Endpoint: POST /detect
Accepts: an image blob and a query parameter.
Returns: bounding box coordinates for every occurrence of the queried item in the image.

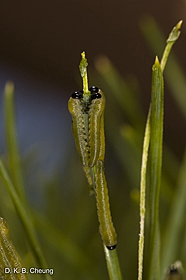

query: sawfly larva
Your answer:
[68,86,105,169]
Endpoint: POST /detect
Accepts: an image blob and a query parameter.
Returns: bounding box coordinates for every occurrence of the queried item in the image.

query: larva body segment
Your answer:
[68,97,89,167]
[98,113,105,163]
[95,160,117,249]
[89,90,105,167]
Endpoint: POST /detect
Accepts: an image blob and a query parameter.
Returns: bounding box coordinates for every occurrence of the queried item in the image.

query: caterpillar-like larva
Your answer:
[68,86,105,185]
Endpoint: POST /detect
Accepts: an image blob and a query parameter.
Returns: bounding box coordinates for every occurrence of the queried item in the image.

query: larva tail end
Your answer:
[106,244,117,250]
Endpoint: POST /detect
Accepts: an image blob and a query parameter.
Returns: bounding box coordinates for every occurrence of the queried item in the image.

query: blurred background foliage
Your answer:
[0,1,186,279]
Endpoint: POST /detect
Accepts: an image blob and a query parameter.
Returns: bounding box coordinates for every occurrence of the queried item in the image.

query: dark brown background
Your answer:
[0,0,186,156]
[1,1,185,89]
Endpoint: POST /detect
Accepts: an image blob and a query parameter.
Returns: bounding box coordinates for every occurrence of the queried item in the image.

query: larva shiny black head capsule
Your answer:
[164,261,183,280]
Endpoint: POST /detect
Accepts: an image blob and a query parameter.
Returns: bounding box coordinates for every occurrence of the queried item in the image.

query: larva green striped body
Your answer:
[88,92,105,167]
[68,87,105,172]
[68,97,89,167]
[95,160,117,249]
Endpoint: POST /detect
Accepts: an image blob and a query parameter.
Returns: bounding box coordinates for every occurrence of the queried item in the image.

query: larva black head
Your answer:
[89,86,99,93]
[91,92,101,100]
[106,244,117,250]
[71,91,83,99]
[169,265,178,274]
[89,86,101,100]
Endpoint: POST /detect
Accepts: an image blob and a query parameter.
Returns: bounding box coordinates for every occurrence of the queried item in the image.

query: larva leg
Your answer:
[95,160,117,250]
[83,166,92,186]
[83,166,95,195]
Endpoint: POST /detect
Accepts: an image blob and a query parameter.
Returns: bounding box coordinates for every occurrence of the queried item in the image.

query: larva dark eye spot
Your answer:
[71,91,83,99]
[89,86,99,93]
[91,93,101,100]
[106,244,117,250]
[169,265,178,274]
